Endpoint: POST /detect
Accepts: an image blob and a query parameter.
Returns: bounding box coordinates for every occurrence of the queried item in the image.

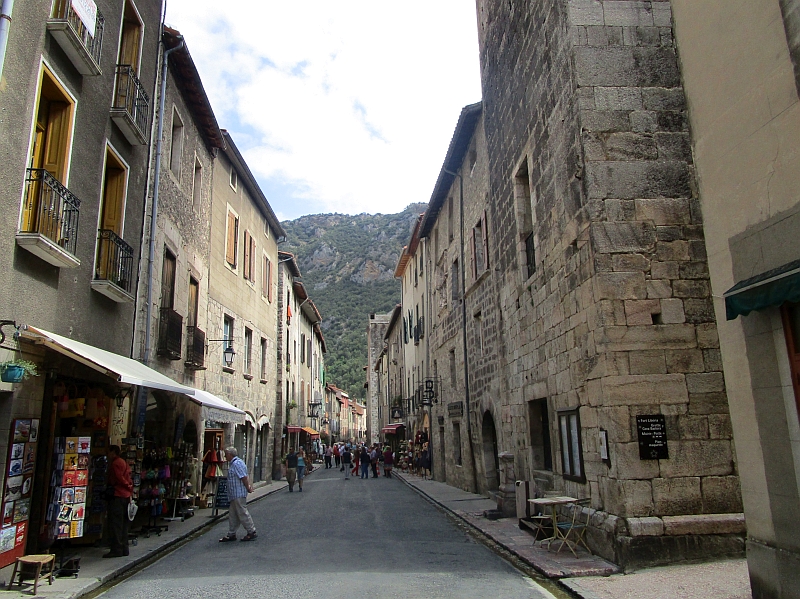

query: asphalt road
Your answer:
[97,465,558,599]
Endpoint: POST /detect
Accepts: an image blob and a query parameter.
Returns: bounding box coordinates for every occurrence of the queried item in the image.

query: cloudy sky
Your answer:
[164,2,482,222]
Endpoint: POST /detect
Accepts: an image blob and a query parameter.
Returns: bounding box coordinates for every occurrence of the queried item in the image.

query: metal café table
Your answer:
[528,495,577,549]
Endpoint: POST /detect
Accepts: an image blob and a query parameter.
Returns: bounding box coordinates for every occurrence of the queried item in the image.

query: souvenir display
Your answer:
[0,419,39,568]
[49,436,89,539]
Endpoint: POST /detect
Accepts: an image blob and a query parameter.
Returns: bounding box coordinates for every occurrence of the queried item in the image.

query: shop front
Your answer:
[381,423,406,452]
[0,326,242,568]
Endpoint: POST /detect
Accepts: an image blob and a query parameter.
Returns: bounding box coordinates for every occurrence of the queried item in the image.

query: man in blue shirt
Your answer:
[219,447,257,542]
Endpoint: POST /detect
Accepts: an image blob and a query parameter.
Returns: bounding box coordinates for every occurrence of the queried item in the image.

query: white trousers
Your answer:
[228,496,255,536]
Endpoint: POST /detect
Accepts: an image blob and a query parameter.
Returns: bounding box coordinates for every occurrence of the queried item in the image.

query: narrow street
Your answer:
[95,466,560,599]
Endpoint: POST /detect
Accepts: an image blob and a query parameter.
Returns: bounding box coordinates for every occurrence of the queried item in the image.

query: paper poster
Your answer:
[71,503,85,520]
[77,454,89,469]
[64,453,79,470]
[60,487,75,504]
[70,0,97,38]
[57,522,70,539]
[75,470,88,486]
[0,526,15,553]
[69,520,83,538]
[73,487,86,503]
[10,444,24,460]
[66,437,78,453]
[62,471,76,486]
[14,522,25,546]
[12,499,29,523]
[78,437,91,453]
[28,420,38,443]
[7,460,22,477]
[4,477,22,502]
[20,477,31,498]
[57,504,73,522]
[22,445,35,474]
[2,503,13,526]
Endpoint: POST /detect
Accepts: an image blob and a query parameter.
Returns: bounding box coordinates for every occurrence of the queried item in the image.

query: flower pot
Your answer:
[1,365,25,383]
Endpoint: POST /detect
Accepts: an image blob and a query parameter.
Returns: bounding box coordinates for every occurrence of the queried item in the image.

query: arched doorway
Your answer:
[481,411,500,492]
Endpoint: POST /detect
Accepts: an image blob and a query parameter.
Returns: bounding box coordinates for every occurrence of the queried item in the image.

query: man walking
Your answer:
[342,445,352,480]
[324,445,333,469]
[104,445,133,558]
[333,443,341,469]
[219,447,257,542]
[370,444,379,478]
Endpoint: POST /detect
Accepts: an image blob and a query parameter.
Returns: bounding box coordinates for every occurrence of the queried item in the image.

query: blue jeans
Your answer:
[296,465,305,481]
[360,463,369,478]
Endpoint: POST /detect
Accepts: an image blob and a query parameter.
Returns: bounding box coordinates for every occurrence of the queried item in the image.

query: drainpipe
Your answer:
[444,167,479,494]
[0,0,14,84]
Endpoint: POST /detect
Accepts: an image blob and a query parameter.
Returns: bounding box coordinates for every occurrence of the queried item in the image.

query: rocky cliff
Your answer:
[281,203,426,400]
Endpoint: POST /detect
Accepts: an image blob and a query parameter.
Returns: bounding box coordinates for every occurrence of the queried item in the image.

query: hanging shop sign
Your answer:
[390,407,403,419]
[0,419,40,568]
[447,401,463,418]
[636,415,669,460]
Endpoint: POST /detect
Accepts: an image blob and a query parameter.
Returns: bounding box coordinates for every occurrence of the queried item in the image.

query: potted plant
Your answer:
[287,401,298,411]
[0,359,39,383]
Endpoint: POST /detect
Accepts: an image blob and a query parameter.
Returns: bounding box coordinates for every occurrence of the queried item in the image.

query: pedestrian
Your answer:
[342,445,352,480]
[324,445,333,469]
[296,448,306,492]
[360,446,370,479]
[333,443,341,468]
[421,444,431,480]
[383,446,394,478]
[351,444,361,477]
[285,448,298,492]
[104,445,133,558]
[219,447,257,542]
[370,444,379,478]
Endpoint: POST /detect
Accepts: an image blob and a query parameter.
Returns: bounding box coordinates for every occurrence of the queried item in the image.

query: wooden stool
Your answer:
[8,554,55,594]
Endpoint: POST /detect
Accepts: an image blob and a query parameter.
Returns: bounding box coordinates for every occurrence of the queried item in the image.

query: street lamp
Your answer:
[223,345,235,367]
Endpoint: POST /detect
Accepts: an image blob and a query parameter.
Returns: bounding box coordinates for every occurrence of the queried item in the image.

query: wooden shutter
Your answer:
[250,236,256,281]
[101,164,126,235]
[470,226,477,279]
[244,232,250,278]
[262,255,268,296]
[267,259,273,302]
[226,211,236,266]
[43,101,70,181]
[482,210,489,271]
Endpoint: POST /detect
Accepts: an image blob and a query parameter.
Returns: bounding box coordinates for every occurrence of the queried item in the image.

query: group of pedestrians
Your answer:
[328,442,397,480]
[283,447,307,492]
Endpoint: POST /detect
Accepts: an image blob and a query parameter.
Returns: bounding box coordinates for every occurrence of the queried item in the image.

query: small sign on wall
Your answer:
[636,415,669,460]
[71,0,98,37]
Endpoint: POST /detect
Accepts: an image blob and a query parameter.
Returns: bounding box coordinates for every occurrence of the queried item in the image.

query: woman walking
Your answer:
[351,444,361,477]
[383,446,394,477]
[359,446,370,479]
[296,448,306,492]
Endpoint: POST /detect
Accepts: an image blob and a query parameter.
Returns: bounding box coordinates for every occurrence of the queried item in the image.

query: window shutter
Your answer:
[471,226,477,280]
[482,210,489,271]
[243,231,251,279]
[251,237,256,281]
[267,259,273,302]
[226,212,236,266]
[262,255,268,296]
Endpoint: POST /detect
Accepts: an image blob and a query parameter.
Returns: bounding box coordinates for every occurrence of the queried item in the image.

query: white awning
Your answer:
[191,389,245,425]
[23,326,197,395]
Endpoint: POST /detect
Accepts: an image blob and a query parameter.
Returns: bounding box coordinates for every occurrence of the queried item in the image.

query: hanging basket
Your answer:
[1,365,25,383]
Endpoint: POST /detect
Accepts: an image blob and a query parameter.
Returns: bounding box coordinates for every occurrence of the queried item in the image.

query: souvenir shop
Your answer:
[0,327,243,569]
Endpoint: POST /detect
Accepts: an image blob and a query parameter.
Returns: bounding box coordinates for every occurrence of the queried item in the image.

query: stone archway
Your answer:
[481,411,500,492]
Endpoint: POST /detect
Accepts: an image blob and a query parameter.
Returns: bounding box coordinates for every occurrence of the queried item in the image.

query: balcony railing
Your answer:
[19,168,80,257]
[185,326,206,370]
[111,65,150,144]
[157,307,183,360]
[48,0,104,75]
[94,229,133,293]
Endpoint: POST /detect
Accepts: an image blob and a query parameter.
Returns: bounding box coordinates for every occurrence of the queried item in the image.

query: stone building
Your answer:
[206,131,284,483]
[366,311,392,444]
[670,1,800,595]
[378,0,745,568]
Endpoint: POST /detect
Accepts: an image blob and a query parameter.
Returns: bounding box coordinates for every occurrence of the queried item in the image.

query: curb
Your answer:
[393,474,587,598]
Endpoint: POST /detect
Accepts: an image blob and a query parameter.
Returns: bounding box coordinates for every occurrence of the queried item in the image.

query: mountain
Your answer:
[280,203,426,400]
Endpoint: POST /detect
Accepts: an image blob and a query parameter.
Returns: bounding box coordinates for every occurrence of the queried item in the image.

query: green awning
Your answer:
[724,259,800,320]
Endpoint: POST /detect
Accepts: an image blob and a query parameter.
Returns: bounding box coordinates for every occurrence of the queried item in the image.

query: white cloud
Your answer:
[165,1,481,220]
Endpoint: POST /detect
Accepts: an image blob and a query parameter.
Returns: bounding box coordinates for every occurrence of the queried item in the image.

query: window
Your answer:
[225,208,238,268]
[451,259,460,301]
[192,157,202,209]
[262,255,273,301]
[260,337,268,380]
[529,399,553,471]
[169,108,183,177]
[453,423,462,466]
[244,328,252,374]
[160,249,176,309]
[472,211,489,279]
[300,334,306,364]
[307,339,312,369]
[449,349,456,386]
[243,230,255,282]
[223,316,234,366]
[95,145,129,280]
[474,311,483,355]
[229,167,238,191]
[188,277,199,327]
[447,196,454,242]
[558,408,585,482]
[263,217,270,239]
[514,158,536,278]
[118,0,143,74]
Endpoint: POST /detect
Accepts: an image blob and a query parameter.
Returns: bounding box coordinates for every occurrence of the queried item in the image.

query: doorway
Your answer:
[481,411,500,492]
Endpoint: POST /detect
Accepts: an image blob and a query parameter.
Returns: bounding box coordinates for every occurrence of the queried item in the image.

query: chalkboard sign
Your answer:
[636,415,669,460]
[215,478,230,509]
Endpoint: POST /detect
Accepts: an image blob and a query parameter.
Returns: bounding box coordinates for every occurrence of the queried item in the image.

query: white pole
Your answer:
[0,0,15,85]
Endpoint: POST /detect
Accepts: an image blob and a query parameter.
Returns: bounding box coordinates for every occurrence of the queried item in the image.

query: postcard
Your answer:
[3,502,14,526]
[78,437,91,453]
[57,522,70,539]
[71,503,85,520]
[73,487,86,503]
[69,520,83,538]
[77,454,89,469]
[0,526,16,552]
[57,504,72,523]
[62,471,76,486]
[60,487,75,504]
[4,476,22,502]
[28,420,39,443]
[7,460,22,477]
[13,420,30,443]
[65,437,78,453]
[64,453,79,470]
[75,470,88,486]
[22,445,35,474]
[12,499,29,523]
[21,477,31,498]
[10,444,24,460]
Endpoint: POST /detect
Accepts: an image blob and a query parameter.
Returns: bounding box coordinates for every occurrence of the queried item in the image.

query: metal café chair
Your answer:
[555,498,593,557]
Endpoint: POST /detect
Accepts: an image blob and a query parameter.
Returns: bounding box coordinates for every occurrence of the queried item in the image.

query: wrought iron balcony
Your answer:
[16,168,80,268]
[185,326,206,370]
[157,307,183,360]
[47,0,104,75]
[111,65,150,145]
[92,229,134,302]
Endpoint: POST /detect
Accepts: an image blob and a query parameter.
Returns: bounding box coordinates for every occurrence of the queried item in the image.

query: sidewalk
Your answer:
[393,471,752,599]
[0,478,288,599]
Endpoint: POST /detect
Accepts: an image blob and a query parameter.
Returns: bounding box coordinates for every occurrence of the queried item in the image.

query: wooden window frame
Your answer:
[243,229,255,282]
[243,327,252,375]
[558,407,586,483]
[225,207,239,269]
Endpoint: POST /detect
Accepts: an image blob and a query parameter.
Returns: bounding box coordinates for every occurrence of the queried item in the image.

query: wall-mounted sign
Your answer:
[599,429,610,464]
[447,402,463,418]
[390,407,403,419]
[636,415,669,460]
[71,0,97,37]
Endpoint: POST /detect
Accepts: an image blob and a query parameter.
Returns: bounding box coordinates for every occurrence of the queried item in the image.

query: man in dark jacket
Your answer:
[105,445,133,558]
[341,447,352,480]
